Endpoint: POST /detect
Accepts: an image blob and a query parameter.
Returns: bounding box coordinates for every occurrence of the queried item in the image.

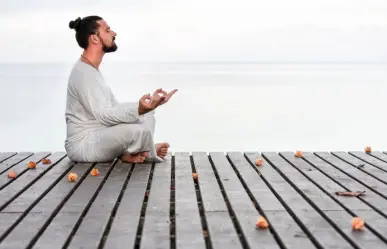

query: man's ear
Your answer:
[91,34,99,44]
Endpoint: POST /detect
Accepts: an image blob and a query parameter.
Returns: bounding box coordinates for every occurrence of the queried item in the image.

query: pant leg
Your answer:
[68,115,162,163]
[140,113,162,162]
[142,111,156,137]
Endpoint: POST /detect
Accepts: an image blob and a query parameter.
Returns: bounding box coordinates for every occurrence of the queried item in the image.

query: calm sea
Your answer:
[1,61,386,153]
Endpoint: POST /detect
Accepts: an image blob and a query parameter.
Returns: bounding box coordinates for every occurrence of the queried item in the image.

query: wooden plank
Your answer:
[102,162,152,249]
[173,152,206,249]
[140,154,172,249]
[209,152,282,249]
[0,156,77,247]
[301,152,387,212]
[0,214,20,237]
[31,162,114,248]
[368,152,387,164]
[1,154,74,212]
[0,152,34,174]
[315,152,387,200]
[227,151,317,249]
[349,151,387,172]
[192,152,242,249]
[0,152,50,190]
[66,161,132,249]
[0,152,67,211]
[278,152,387,245]
[0,152,17,163]
[0,162,92,249]
[245,152,354,249]
[332,152,387,186]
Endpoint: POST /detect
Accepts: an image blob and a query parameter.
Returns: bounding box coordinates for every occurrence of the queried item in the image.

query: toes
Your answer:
[135,156,145,163]
[141,152,149,157]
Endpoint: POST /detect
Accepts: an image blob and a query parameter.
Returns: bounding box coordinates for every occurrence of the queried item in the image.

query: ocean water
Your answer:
[0,61,386,153]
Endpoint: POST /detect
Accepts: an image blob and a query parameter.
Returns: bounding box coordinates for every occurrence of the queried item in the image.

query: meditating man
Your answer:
[64,15,177,163]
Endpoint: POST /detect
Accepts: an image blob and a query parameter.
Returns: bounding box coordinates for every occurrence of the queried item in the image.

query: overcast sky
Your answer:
[1,0,386,63]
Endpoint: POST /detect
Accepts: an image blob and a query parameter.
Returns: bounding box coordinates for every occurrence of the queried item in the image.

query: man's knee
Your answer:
[143,112,155,123]
[120,123,152,139]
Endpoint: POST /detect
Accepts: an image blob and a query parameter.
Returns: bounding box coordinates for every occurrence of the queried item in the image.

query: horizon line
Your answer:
[0,60,387,65]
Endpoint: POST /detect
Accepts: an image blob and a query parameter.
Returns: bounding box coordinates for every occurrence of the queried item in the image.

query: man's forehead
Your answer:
[97,20,110,29]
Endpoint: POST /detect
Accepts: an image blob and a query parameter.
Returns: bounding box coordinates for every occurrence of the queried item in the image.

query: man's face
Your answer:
[96,20,117,53]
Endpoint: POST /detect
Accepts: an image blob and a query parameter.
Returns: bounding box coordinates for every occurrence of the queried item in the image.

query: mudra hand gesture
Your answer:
[138,88,178,115]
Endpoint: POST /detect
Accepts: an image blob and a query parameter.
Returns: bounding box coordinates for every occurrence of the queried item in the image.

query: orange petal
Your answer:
[90,168,99,176]
[192,173,198,181]
[256,216,269,229]
[351,217,365,230]
[255,159,263,166]
[67,172,78,182]
[8,170,17,179]
[28,161,36,169]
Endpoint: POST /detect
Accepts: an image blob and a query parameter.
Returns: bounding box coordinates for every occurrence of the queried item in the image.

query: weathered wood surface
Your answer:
[0,151,387,249]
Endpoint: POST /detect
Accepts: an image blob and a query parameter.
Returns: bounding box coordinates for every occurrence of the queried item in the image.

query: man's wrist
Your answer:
[138,106,146,115]
[138,105,152,115]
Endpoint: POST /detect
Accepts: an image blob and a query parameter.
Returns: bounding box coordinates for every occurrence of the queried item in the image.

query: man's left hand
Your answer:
[157,89,178,105]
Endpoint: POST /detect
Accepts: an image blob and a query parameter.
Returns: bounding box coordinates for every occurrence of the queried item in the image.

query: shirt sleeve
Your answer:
[111,91,155,115]
[74,73,140,126]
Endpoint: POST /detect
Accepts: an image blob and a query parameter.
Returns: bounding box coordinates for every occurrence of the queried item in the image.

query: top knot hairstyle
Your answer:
[69,15,103,49]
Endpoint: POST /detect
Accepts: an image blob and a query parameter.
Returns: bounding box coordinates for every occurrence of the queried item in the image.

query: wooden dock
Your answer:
[1,151,387,249]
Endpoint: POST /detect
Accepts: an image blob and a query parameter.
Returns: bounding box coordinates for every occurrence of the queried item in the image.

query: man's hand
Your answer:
[138,88,169,115]
[158,89,178,105]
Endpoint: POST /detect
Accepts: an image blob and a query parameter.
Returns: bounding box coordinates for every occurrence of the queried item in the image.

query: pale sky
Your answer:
[1,0,386,62]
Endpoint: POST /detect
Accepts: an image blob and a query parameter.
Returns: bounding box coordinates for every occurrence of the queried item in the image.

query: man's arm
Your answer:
[110,91,155,115]
[74,78,140,126]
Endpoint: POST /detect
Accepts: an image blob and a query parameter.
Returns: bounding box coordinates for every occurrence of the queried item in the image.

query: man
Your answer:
[64,15,177,164]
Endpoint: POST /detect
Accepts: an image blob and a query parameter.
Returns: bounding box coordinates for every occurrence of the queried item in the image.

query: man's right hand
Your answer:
[138,88,167,115]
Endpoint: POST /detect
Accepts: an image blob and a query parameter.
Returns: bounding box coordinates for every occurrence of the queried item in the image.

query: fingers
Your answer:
[140,93,151,102]
[139,94,150,105]
[153,88,163,97]
[154,95,166,106]
[147,88,177,107]
[152,88,177,97]
[167,89,178,97]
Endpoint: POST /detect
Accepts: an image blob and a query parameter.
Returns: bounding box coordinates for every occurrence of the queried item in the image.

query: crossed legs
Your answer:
[68,113,169,163]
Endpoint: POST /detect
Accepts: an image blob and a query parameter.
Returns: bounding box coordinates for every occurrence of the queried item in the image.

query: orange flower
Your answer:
[365,146,371,153]
[28,161,36,169]
[295,151,303,157]
[352,217,364,230]
[256,216,269,229]
[192,173,198,181]
[90,168,99,176]
[8,170,17,179]
[255,159,263,166]
[68,172,78,182]
[42,158,51,164]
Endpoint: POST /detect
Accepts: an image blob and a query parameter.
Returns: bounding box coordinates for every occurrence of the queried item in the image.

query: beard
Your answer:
[102,38,118,53]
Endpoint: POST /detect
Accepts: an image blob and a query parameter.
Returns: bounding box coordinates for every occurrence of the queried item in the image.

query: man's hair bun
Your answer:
[69,17,82,31]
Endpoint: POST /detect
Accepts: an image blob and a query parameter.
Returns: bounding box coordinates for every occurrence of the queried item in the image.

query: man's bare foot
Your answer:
[156,142,169,159]
[119,151,149,163]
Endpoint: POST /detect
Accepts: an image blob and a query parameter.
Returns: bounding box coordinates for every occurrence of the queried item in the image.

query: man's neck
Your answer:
[81,49,104,69]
